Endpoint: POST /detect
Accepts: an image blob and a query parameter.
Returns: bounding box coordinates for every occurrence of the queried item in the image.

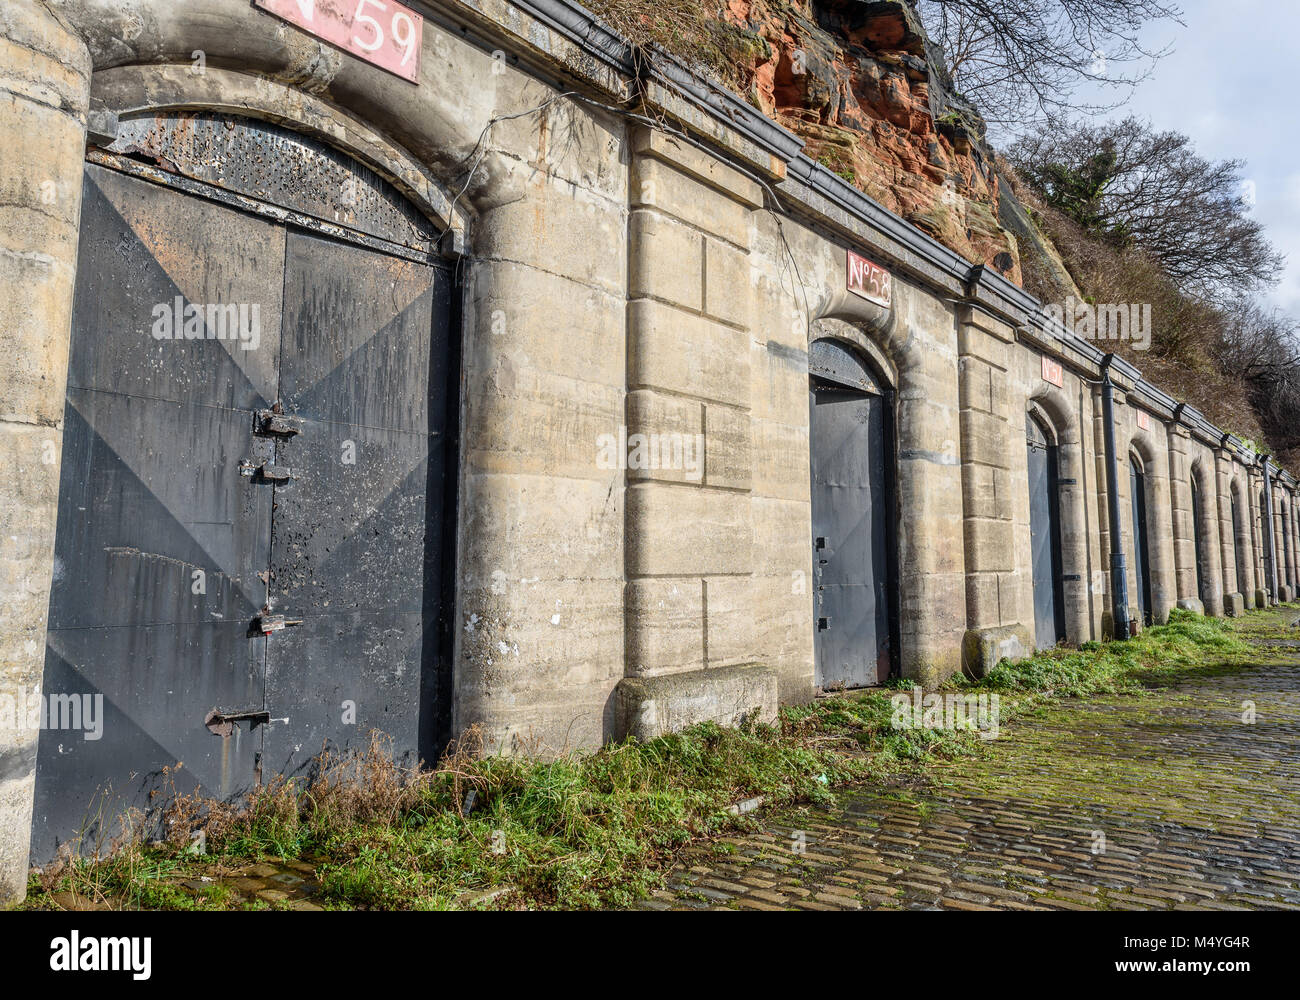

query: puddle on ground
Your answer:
[182,859,325,910]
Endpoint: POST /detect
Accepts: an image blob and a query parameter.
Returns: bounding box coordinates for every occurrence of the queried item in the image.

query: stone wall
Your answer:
[2,0,1298,904]
[0,0,91,907]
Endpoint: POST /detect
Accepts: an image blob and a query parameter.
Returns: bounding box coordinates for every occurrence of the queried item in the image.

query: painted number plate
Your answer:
[255,0,423,83]
[1042,356,1064,388]
[846,250,892,308]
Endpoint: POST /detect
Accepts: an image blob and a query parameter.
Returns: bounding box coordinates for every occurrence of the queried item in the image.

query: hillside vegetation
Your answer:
[585,0,1299,467]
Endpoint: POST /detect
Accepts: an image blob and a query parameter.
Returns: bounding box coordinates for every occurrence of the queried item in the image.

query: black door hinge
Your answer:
[255,409,302,437]
[239,461,296,483]
[249,613,304,637]
[204,708,271,738]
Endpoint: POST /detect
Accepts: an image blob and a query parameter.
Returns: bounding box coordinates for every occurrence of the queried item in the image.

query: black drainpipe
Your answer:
[1101,354,1129,638]
[1261,454,1278,604]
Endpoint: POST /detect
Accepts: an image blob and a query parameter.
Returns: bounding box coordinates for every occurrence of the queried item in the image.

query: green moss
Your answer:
[28,608,1289,912]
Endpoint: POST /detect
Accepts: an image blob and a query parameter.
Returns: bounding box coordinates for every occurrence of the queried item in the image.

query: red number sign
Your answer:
[1136,410,1151,431]
[1042,356,1064,388]
[255,0,423,83]
[846,250,892,308]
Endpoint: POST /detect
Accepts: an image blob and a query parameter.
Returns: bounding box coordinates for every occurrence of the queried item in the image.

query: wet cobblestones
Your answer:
[646,637,1300,911]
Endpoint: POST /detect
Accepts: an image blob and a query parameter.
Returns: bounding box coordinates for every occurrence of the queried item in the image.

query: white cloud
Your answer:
[1066,0,1300,317]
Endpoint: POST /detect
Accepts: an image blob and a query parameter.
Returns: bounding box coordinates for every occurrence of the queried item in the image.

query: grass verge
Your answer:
[21,608,1275,911]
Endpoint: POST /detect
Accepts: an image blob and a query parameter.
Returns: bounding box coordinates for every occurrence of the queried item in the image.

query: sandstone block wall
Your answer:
[3,0,1300,904]
[0,0,91,907]
[617,128,780,737]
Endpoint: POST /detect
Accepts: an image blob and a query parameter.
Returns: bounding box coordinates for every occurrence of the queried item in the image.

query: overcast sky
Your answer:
[1073,0,1300,317]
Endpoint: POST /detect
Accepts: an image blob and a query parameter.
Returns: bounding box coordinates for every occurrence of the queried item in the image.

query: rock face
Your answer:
[719,0,1021,281]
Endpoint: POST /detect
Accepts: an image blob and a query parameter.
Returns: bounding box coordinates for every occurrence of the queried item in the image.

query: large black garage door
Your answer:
[32,115,457,861]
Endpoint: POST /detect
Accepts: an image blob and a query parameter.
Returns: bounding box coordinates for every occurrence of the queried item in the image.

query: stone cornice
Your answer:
[431,0,1288,481]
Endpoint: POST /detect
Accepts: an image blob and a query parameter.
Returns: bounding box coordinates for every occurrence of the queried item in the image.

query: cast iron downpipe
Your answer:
[1101,355,1130,638]
[1261,454,1279,604]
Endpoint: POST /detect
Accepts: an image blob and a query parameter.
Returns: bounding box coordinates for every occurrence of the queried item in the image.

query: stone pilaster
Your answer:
[1166,427,1198,610]
[453,93,629,754]
[0,1,92,905]
[957,307,1031,670]
[616,128,776,737]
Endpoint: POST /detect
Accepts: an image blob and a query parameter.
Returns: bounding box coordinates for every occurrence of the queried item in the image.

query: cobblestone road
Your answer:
[645,616,1300,911]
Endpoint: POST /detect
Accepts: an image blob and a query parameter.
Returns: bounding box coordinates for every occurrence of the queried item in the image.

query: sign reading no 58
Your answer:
[254,0,424,83]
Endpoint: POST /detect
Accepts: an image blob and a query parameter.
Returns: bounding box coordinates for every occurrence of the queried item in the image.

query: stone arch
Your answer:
[1270,476,1295,597]
[808,318,898,392]
[805,273,959,687]
[1028,385,1082,451]
[59,0,522,222]
[1188,456,1224,615]
[1254,478,1271,603]
[807,329,901,685]
[1128,431,1175,625]
[1229,474,1256,601]
[32,54,470,861]
[1027,387,1088,643]
[1292,493,1300,594]
[90,64,471,244]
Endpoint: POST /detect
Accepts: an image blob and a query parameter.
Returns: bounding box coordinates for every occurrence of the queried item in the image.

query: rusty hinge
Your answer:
[255,409,302,437]
[250,613,304,636]
[204,708,271,738]
[239,461,296,483]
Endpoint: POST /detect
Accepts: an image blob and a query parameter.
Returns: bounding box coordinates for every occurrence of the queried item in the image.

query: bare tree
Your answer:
[913,0,1182,136]
[1009,117,1285,297]
[1212,301,1300,459]
[1215,301,1300,388]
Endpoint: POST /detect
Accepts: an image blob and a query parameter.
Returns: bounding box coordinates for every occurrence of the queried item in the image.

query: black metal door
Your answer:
[810,363,893,689]
[261,232,453,777]
[1027,416,1066,650]
[1131,459,1154,625]
[1279,504,1289,587]
[33,165,282,859]
[1232,492,1249,596]
[1191,477,1208,604]
[35,147,456,861]
[1260,491,1271,596]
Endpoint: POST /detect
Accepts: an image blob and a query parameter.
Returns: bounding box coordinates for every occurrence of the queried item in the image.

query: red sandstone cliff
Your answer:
[714,0,1022,281]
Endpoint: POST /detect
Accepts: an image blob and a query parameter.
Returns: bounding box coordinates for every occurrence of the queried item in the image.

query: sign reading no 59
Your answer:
[254,0,424,83]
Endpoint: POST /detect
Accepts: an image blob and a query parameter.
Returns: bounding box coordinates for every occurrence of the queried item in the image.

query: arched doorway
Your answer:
[1190,475,1209,605]
[1282,504,1294,591]
[1130,455,1154,626]
[1026,414,1066,650]
[1231,486,1249,597]
[33,113,460,860]
[1261,490,1271,599]
[809,339,898,688]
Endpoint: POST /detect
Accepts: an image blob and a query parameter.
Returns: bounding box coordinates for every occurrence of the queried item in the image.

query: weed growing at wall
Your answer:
[963,610,1250,699]
[22,709,973,910]
[22,610,1274,911]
